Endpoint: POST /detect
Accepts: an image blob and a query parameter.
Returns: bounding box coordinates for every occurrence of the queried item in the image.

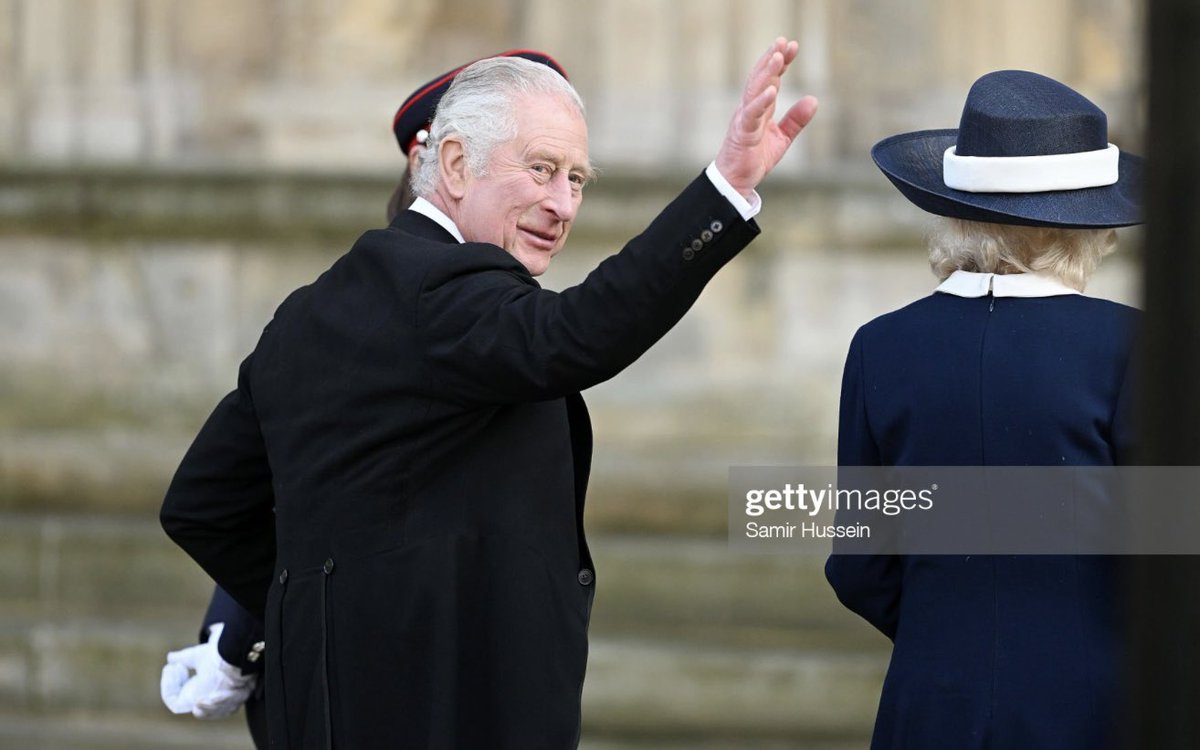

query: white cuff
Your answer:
[705,161,761,221]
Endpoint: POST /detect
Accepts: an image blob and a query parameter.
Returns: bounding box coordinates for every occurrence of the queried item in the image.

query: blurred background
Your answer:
[0,1,1144,748]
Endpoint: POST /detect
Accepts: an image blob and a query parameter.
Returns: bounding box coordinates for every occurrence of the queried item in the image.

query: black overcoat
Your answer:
[161,173,758,749]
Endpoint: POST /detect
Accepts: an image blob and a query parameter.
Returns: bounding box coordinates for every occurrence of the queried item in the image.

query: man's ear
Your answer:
[439,137,469,200]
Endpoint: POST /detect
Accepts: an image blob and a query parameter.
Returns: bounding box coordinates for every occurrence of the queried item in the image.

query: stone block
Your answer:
[49,521,214,617]
[588,537,883,648]
[582,639,882,738]
[0,514,214,616]
[0,430,192,515]
[25,619,180,713]
[0,713,252,750]
[0,625,32,709]
[0,517,40,604]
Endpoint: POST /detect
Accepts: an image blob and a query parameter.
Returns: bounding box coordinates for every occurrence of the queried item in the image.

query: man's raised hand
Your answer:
[715,37,819,198]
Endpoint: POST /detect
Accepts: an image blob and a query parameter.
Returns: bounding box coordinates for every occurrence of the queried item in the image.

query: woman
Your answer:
[826,70,1141,749]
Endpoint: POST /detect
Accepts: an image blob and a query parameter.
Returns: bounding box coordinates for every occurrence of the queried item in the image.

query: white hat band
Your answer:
[943,143,1119,193]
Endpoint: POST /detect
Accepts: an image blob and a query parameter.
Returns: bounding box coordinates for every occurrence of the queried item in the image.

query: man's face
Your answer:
[454,93,591,276]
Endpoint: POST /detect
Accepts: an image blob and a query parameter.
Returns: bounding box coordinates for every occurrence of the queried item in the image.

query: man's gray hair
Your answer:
[411,57,584,200]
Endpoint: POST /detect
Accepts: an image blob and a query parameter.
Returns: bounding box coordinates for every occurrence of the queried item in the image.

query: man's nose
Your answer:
[543,170,579,222]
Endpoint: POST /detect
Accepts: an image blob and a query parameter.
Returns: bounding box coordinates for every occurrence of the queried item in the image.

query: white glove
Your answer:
[160,623,257,719]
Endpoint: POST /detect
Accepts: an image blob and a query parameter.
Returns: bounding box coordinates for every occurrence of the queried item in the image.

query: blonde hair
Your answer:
[927,218,1117,291]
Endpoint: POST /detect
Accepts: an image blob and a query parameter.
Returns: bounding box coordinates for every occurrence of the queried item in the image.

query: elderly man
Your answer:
[157,51,570,750]
[161,39,817,748]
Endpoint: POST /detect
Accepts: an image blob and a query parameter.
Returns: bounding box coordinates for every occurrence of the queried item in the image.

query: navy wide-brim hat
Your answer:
[871,70,1142,228]
[392,49,568,155]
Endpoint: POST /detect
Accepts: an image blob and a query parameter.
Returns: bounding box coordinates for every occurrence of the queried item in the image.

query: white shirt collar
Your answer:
[935,270,1081,298]
[408,197,465,244]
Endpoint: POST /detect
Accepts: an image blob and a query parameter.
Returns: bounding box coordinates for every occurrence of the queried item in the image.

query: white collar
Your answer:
[408,197,465,244]
[935,270,1081,298]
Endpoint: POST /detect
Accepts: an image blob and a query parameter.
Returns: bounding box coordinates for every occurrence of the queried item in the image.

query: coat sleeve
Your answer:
[201,584,266,674]
[160,352,277,622]
[825,328,903,641]
[416,172,759,404]
[1110,351,1137,465]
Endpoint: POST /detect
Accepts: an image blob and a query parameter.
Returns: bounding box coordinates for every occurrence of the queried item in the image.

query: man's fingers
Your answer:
[744,37,800,115]
[715,37,813,195]
[741,43,776,100]
[744,50,784,106]
[777,96,820,141]
[782,40,799,67]
[752,37,787,78]
[739,85,778,134]
[744,37,790,98]
[751,39,780,77]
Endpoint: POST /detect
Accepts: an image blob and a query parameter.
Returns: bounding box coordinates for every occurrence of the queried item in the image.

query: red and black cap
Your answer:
[391,49,568,155]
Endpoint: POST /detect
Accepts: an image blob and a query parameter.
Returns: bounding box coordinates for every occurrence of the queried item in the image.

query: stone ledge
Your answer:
[0,163,908,249]
[0,429,191,515]
[0,514,213,617]
[0,617,191,714]
[582,639,882,739]
[588,537,883,645]
[0,515,886,651]
[0,426,809,533]
[0,711,252,750]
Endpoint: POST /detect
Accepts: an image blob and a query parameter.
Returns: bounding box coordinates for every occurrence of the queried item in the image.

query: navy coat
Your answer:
[826,275,1138,750]
[161,173,757,749]
[202,585,267,749]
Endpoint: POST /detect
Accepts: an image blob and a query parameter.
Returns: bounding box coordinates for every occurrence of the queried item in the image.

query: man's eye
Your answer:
[530,164,552,176]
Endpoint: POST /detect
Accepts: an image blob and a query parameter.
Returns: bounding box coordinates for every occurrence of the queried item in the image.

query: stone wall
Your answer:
[0,165,1142,520]
[0,3,1146,746]
[0,0,1143,172]
[0,165,1141,748]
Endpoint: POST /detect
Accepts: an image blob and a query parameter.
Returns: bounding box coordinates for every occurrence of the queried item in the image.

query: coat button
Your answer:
[682,247,695,261]
[690,238,703,251]
[577,568,594,586]
[710,219,723,233]
[700,229,714,242]
[279,569,288,584]
[247,641,265,663]
[323,558,335,575]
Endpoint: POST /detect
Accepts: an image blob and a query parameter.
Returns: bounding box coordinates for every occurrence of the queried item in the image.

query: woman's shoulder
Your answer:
[1071,294,1141,319]
[862,292,1139,326]
[851,293,1140,357]
[854,294,962,337]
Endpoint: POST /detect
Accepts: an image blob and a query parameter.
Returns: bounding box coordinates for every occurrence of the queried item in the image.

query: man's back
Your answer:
[244,211,594,747]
